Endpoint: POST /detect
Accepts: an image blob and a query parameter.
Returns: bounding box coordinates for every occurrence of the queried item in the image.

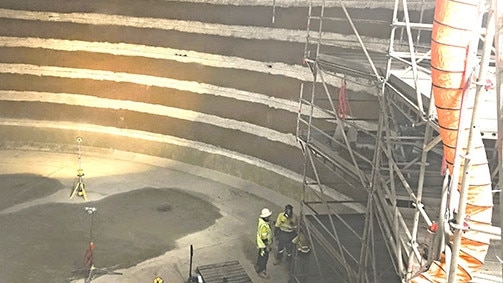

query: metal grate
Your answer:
[196,261,252,283]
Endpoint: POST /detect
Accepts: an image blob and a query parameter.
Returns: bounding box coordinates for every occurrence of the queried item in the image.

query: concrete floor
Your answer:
[0,149,297,283]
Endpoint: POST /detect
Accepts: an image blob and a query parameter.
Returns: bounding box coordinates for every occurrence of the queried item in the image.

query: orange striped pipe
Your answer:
[411,0,494,282]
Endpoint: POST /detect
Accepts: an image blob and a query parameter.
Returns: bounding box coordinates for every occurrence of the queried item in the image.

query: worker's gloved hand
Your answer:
[260,248,266,256]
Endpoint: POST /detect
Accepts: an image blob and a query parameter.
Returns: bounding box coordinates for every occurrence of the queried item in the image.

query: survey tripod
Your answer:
[69,137,88,201]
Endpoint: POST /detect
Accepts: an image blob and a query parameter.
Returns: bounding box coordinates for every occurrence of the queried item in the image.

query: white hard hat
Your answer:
[260,208,272,218]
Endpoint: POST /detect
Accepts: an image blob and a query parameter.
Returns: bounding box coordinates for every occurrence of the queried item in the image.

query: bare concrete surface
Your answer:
[0,149,297,283]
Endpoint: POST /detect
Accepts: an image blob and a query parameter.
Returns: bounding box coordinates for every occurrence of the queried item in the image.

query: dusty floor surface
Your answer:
[0,149,296,283]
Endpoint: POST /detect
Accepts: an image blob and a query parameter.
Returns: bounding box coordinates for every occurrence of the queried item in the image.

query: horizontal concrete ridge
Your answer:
[0,119,300,181]
[0,90,298,147]
[0,63,299,111]
[0,62,338,118]
[0,8,307,42]
[0,8,391,52]
[159,0,435,9]
[0,36,372,94]
[0,36,311,81]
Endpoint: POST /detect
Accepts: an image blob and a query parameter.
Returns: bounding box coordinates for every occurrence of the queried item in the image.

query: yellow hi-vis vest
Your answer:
[275,212,297,233]
[257,218,272,249]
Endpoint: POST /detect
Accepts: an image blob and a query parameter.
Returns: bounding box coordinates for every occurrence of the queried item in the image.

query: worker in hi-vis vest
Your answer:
[255,208,273,279]
[273,204,297,265]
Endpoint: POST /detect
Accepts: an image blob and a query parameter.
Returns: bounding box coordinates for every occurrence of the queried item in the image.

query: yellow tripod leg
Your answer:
[79,183,88,201]
[70,169,87,201]
[70,182,80,199]
[70,181,87,201]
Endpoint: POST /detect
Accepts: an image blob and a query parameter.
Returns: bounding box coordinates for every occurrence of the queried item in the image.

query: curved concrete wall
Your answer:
[0,0,432,199]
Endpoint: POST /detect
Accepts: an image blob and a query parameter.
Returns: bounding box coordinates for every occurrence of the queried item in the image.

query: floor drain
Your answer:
[156,204,172,212]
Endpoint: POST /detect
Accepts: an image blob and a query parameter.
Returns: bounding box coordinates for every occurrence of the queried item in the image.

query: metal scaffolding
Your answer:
[496,0,503,278]
[294,0,502,282]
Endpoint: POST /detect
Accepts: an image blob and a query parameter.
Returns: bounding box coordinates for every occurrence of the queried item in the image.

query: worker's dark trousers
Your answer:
[255,248,269,273]
[276,230,297,260]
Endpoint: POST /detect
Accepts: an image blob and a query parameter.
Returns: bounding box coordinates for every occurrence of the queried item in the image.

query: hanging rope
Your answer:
[337,78,351,119]
[440,154,448,176]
